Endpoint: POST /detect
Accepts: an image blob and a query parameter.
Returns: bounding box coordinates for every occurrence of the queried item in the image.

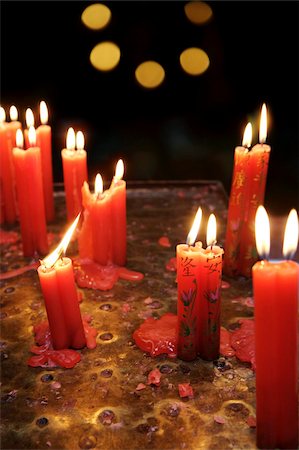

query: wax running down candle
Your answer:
[38,214,86,350]
[252,206,298,450]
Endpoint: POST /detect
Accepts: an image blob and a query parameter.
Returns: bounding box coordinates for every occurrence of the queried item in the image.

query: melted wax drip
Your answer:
[133,314,255,368]
[73,258,144,291]
[27,315,98,369]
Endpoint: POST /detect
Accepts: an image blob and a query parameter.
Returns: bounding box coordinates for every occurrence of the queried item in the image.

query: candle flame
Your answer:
[40,101,48,125]
[94,173,104,196]
[255,205,270,260]
[186,207,202,246]
[26,108,35,128]
[0,107,5,123]
[242,122,252,148]
[206,213,217,247]
[16,129,24,149]
[115,159,124,181]
[9,105,18,121]
[76,131,85,151]
[259,103,267,144]
[283,209,298,260]
[28,126,36,147]
[66,127,76,150]
[42,213,81,269]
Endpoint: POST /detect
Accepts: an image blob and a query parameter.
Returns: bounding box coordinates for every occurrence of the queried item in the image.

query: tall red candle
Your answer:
[109,159,126,266]
[252,206,298,449]
[61,128,88,222]
[197,214,224,361]
[13,127,48,257]
[78,174,112,265]
[0,107,18,224]
[223,123,251,277]
[239,105,270,277]
[177,207,202,361]
[38,214,86,350]
[36,101,55,222]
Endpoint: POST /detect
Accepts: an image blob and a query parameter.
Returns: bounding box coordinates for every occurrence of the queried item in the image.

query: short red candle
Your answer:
[36,101,55,222]
[12,127,48,257]
[38,215,86,350]
[177,207,202,361]
[253,207,298,449]
[61,128,88,222]
[197,214,224,361]
[109,159,126,266]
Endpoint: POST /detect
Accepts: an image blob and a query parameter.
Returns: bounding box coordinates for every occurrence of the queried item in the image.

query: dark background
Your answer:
[1,1,298,215]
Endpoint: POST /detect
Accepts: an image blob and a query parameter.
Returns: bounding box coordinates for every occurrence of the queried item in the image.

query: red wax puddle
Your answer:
[220,327,235,357]
[147,368,162,386]
[165,257,177,272]
[27,315,98,369]
[133,313,178,358]
[74,258,144,291]
[230,319,255,369]
[0,229,19,245]
[178,383,194,398]
[158,236,171,248]
[0,261,39,280]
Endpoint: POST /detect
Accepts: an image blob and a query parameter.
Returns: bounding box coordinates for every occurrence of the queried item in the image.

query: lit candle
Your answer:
[239,104,271,276]
[252,206,298,449]
[0,107,17,224]
[61,128,88,221]
[78,174,112,264]
[36,101,55,222]
[224,122,252,277]
[6,105,22,147]
[176,207,202,361]
[38,213,86,350]
[12,127,48,256]
[24,108,35,149]
[109,159,126,266]
[197,214,224,361]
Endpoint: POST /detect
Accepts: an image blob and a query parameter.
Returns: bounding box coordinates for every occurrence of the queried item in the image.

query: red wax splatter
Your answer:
[221,280,231,289]
[136,383,146,391]
[147,368,162,386]
[27,316,98,368]
[74,258,143,291]
[122,303,131,314]
[0,229,19,245]
[158,236,171,248]
[230,319,255,369]
[165,257,177,272]
[247,415,257,428]
[0,261,39,281]
[133,313,178,358]
[214,415,226,424]
[178,383,194,398]
[220,327,235,357]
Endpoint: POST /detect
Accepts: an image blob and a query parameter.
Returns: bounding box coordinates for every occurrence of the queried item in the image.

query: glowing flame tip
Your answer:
[94,173,103,196]
[16,129,24,149]
[242,122,252,148]
[26,108,35,128]
[9,105,18,121]
[255,205,270,260]
[186,207,202,246]
[115,159,124,181]
[66,127,75,150]
[206,213,217,247]
[259,103,267,144]
[283,209,298,260]
[28,126,36,147]
[76,131,85,151]
[0,107,6,123]
[40,101,48,125]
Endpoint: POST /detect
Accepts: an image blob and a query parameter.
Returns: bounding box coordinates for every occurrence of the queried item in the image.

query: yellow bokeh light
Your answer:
[81,3,111,30]
[135,61,165,89]
[184,1,213,25]
[90,42,121,71]
[180,48,210,76]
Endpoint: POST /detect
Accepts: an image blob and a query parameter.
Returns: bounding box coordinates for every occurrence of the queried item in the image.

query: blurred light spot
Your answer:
[180,48,210,75]
[135,61,165,89]
[184,1,213,25]
[90,42,120,71]
[81,4,111,30]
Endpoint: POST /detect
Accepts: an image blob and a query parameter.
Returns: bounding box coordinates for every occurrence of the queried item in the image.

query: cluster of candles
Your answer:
[0,101,298,450]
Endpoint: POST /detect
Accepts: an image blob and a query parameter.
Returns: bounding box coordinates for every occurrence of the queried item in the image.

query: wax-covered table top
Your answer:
[1,181,259,450]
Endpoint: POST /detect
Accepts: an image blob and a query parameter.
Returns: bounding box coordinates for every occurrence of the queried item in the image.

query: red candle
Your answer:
[61,128,88,222]
[0,107,18,224]
[38,214,86,350]
[223,123,252,277]
[252,206,298,449]
[197,214,224,361]
[36,101,55,222]
[13,127,48,257]
[109,159,126,266]
[177,207,202,361]
[78,174,112,265]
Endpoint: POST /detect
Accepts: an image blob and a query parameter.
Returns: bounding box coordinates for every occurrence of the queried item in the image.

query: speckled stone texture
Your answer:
[1,182,257,450]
